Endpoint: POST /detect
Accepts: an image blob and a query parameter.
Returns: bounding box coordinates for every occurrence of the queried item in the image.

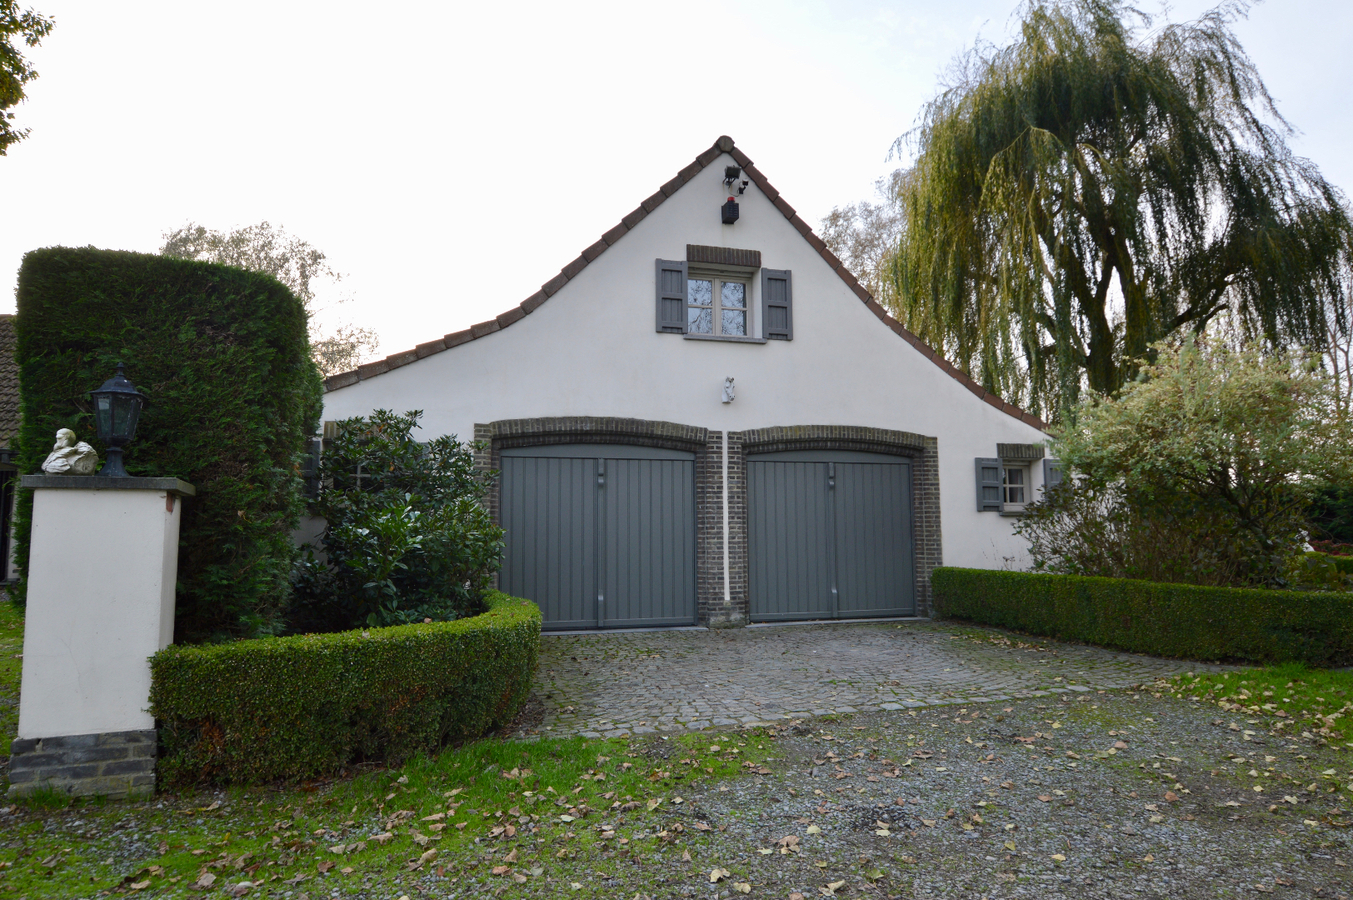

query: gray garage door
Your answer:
[748,450,915,621]
[499,444,697,630]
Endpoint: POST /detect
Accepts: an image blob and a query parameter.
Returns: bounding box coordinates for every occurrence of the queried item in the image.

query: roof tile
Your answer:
[602,222,629,246]
[541,272,569,297]
[497,307,526,328]
[470,319,501,339]
[521,290,549,314]
[415,339,446,358]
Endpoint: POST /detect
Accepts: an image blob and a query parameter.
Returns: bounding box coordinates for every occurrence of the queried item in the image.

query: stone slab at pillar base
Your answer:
[7,730,157,799]
[9,475,193,800]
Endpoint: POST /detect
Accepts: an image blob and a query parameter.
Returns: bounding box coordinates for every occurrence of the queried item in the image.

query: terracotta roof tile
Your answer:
[322,136,1047,431]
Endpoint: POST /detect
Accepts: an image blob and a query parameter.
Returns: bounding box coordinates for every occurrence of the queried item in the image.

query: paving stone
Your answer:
[525,621,1226,739]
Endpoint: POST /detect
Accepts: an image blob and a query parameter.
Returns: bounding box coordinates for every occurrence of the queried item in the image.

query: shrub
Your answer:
[932,567,1353,666]
[290,410,504,632]
[13,247,323,641]
[1016,479,1257,587]
[149,591,540,786]
[1049,337,1353,586]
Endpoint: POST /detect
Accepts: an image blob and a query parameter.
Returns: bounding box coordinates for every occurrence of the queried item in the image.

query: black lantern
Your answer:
[90,363,148,477]
[721,196,740,225]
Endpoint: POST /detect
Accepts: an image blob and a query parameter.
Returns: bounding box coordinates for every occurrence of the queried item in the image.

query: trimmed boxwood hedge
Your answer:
[932,567,1353,666]
[149,591,541,787]
[13,246,323,641]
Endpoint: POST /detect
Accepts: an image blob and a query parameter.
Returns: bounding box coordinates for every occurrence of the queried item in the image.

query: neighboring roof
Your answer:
[326,136,1046,431]
[0,316,17,449]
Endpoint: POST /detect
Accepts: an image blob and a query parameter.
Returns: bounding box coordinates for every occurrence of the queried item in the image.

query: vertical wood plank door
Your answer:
[747,450,915,622]
[499,444,697,630]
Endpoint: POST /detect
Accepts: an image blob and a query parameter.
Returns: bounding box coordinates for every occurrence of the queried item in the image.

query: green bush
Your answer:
[149,591,540,787]
[12,247,323,641]
[932,567,1353,666]
[290,410,504,632]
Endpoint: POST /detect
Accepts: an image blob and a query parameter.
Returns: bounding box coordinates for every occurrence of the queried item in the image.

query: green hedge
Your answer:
[13,247,322,640]
[149,591,541,786]
[932,567,1353,666]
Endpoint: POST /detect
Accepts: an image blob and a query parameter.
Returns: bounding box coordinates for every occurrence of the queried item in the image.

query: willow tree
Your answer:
[889,0,1353,420]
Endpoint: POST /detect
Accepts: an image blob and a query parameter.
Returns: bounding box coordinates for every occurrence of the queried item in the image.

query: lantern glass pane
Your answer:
[94,395,113,441]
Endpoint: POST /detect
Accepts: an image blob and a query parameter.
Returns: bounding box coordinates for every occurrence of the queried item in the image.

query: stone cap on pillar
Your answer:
[20,475,196,496]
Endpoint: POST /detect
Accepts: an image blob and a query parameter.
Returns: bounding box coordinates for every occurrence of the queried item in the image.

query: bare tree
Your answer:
[160,222,379,377]
[819,169,906,307]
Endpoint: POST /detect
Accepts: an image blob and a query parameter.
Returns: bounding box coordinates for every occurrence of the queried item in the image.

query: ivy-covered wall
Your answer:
[13,246,323,641]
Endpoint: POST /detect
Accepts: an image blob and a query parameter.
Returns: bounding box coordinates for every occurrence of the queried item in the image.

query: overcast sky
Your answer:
[2,1,1350,359]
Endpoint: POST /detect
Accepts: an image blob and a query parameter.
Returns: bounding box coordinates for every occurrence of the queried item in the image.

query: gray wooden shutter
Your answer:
[762,268,793,340]
[1042,458,1064,492]
[975,458,1003,511]
[655,259,687,333]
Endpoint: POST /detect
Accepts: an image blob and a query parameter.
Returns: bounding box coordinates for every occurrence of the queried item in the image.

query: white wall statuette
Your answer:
[722,376,735,404]
[41,428,99,476]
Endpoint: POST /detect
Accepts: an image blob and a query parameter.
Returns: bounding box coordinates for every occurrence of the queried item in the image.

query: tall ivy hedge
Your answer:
[13,247,323,641]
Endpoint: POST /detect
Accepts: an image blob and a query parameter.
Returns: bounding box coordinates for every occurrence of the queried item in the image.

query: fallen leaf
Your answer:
[1142,854,1154,862]
[806,825,821,834]
[734,883,751,894]
[504,849,518,864]
[129,881,150,891]
[1164,791,1179,802]
[317,861,334,874]
[822,879,847,895]
[1051,854,1066,862]
[491,865,511,876]
[1037,795,1053,803]
[710,867,731,883]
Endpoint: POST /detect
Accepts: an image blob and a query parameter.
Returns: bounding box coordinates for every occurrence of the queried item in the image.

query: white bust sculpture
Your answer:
[42,428,100,476]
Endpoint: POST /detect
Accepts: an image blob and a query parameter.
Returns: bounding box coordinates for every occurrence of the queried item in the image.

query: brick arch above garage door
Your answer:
[474,417,734,625]
[729,426,941,617]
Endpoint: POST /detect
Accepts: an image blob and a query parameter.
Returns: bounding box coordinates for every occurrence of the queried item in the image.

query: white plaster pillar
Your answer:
[9,475,193,798]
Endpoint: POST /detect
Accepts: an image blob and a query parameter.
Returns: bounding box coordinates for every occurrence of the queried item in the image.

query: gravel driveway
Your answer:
[524,621,1227,738]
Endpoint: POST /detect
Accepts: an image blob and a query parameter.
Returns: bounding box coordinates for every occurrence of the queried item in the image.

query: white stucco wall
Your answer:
[17,485,183,739]
[324,150,1047,570]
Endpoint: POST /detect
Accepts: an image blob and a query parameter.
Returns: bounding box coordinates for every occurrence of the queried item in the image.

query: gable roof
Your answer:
[325,136,1047,431]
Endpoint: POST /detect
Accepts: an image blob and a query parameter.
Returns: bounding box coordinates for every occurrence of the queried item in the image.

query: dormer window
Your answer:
[688,274,747,336]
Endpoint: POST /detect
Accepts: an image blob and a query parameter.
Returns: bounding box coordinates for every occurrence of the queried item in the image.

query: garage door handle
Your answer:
[827,462,835,489]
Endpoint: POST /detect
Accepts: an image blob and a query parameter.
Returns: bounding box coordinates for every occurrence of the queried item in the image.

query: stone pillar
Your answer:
[8,475,194,799]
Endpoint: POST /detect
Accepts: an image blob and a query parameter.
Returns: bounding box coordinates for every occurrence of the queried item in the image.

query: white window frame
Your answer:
[686,270,751,338]
[1002,464,1029,511]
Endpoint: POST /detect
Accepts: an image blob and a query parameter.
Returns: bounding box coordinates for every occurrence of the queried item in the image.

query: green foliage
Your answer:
[159,222,379,377]
[932,567,1353,666]
[1286,551,1353,592]
[13,246,323,641]
[291,410,504,632]
[0,1,54,155]
[1041,337,1353,585]
[889,0,1353,419]
[1016,479,1254,586]
[148,591,541,786]
[1308,484,1353,543]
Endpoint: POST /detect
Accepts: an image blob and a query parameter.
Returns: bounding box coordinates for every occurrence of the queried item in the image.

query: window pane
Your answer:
[689,307,713,334]
[721,281,746,309]
[722,309,746,336]
[1003,467,1025,504]
[688,278,713,306]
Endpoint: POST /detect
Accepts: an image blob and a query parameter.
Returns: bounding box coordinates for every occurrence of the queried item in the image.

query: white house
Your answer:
[323,136,1052,630]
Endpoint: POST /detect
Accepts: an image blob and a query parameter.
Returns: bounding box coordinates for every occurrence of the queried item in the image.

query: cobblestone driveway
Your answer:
[528,621,1229,738]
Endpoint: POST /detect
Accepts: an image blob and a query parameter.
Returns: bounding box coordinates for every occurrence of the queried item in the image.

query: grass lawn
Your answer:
[0,600,21,760]
[1172,664,1353,741]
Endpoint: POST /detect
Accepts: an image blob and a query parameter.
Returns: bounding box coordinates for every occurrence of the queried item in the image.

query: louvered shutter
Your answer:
[975,458,1003,511]
[655,259,687,333]
[1042,458,1064,492]
[762,268,793,341]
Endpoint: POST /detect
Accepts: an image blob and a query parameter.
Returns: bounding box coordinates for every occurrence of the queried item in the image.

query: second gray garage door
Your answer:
[499,444,697,630]
[747,450,915,621]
